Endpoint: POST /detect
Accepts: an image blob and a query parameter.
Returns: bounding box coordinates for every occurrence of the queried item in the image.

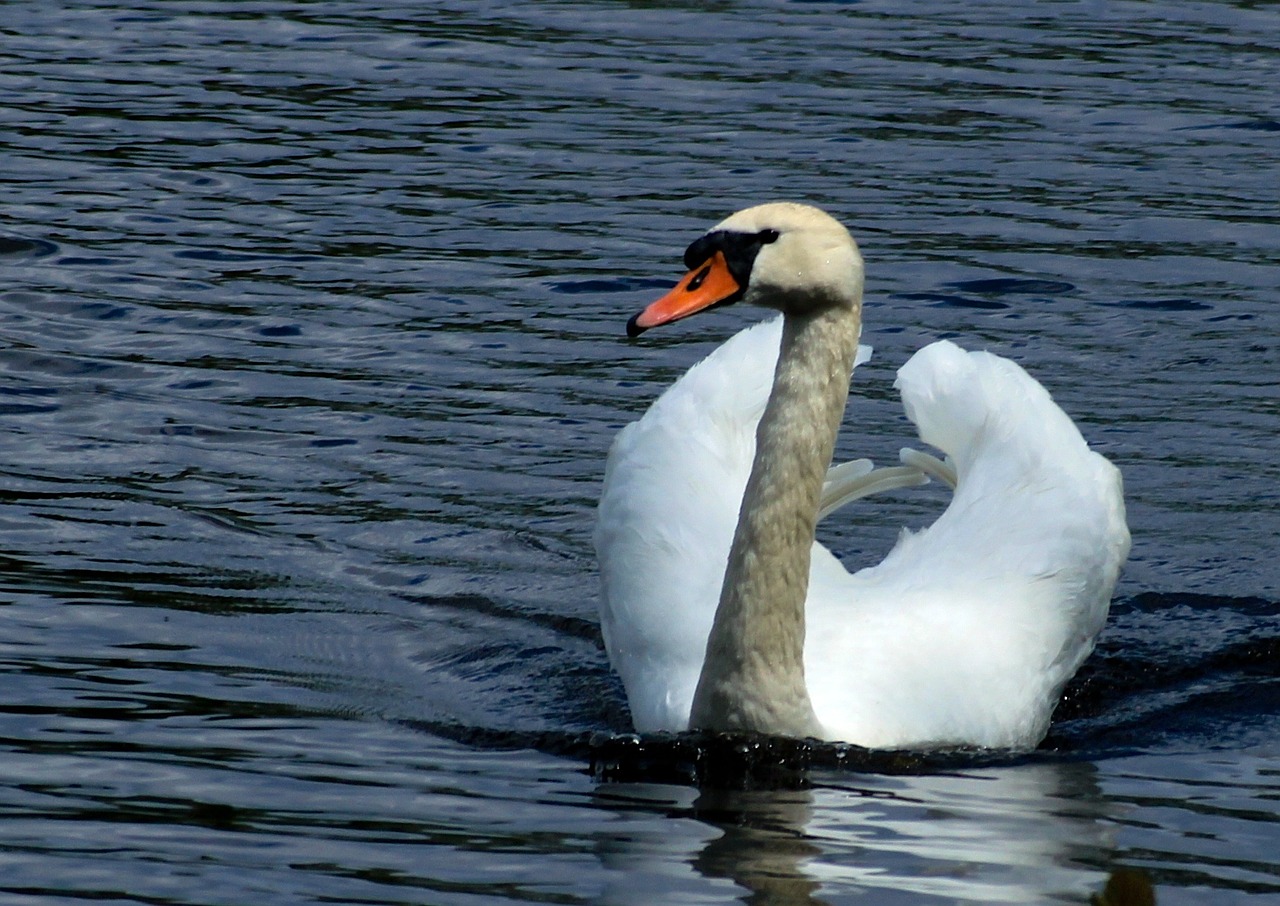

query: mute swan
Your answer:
[594,203,1129,749]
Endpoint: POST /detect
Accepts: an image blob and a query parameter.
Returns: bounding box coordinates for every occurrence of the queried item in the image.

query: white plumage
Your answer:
[595,204,1129,749]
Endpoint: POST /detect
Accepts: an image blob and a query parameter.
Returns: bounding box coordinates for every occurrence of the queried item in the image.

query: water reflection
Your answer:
[692,787,824,906]
[594,760,1116,905]
[2,0,1277,901]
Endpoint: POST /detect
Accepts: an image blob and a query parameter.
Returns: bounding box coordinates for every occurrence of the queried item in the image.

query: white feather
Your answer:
[595,320,1129,748]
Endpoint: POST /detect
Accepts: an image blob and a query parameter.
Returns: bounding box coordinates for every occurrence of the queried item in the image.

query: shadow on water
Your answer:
[0,234,59,259]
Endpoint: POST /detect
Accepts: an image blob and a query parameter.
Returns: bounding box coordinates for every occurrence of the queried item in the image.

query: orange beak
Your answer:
[627,251,742,337]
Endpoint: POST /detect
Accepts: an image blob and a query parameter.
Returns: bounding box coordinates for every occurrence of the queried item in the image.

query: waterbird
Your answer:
[595,202,1129,749]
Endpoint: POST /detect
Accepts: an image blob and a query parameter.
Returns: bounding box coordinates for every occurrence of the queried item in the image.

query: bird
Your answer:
[594,202,1129,749]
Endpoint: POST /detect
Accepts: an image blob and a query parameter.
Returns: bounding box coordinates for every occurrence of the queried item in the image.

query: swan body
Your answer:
[595,203,1129,749]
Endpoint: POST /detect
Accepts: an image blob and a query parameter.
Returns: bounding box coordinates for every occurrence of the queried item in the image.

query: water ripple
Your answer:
[1,1,1277,903]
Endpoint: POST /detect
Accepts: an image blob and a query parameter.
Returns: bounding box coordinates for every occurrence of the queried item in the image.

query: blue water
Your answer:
[1,1,1277,903]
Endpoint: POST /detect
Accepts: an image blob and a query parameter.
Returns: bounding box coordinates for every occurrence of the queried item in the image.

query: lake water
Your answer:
[2,1,1277,903]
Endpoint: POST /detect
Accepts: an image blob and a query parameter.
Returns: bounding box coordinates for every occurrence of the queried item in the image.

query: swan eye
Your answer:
[758,229,780,244]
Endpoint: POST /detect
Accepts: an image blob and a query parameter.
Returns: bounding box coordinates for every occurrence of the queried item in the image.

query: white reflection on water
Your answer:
[593,760,1115,904]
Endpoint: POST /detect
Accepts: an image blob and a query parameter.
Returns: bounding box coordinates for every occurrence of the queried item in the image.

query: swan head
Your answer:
[628,202,864,337]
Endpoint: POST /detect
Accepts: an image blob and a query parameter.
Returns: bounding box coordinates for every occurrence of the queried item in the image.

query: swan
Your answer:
[594,202,1129,749]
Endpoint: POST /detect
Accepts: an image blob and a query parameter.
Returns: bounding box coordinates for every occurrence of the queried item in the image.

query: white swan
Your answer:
[594,203,1129,749]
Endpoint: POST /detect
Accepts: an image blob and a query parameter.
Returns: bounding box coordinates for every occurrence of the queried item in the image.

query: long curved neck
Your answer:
[690,303,861,737]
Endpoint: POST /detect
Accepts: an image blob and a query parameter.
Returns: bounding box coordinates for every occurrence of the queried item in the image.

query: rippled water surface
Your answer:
[2,1,1278,903]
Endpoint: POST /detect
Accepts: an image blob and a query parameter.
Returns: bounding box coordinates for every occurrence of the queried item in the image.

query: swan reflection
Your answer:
[593,758,1116,904]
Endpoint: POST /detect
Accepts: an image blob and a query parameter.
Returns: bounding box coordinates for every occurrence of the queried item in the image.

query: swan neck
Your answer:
[690,304,861,737]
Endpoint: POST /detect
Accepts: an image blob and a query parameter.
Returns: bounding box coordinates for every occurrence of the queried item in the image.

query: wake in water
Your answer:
[1046,592,1280,754]
[400,590,1280,786]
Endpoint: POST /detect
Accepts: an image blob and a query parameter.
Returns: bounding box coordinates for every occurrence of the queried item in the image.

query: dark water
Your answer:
[2,1,1278,903]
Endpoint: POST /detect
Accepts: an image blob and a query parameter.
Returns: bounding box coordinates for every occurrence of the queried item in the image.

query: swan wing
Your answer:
[805,340,1130,748]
